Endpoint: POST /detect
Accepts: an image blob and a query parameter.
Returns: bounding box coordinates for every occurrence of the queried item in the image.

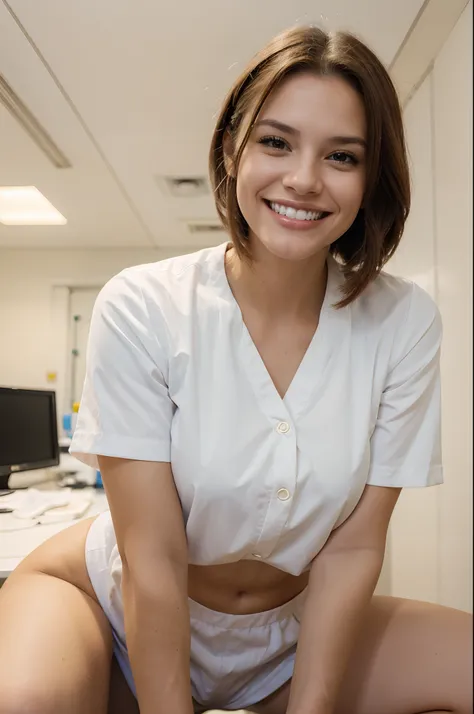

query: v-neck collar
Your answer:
[211,242,350,421]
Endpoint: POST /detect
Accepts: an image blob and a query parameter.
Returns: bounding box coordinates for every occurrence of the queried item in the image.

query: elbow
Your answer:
[311,546,385,583]
[353,547,386,578]
[334,545,386,568]
[119,532,188,587]
[122,552,188,602]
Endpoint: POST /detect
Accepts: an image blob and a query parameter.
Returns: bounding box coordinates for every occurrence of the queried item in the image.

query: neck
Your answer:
[225,240,329,320]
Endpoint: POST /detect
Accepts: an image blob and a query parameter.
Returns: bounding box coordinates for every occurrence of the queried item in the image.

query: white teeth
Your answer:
[270,202,324,221]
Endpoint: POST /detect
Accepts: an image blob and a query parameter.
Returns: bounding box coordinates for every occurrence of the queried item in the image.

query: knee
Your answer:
[0,684,52,714]
[454,611,473,714]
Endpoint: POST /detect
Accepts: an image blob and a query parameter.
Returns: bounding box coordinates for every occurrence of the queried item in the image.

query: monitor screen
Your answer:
[0,387,59,480]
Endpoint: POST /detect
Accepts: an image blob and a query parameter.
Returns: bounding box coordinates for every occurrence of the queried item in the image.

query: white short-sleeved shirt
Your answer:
[71,242,443,576]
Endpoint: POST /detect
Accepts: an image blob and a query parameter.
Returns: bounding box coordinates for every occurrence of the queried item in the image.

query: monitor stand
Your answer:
[1,469,52,491]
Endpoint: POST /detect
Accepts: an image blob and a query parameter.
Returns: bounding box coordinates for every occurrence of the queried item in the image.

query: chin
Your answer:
[256,232,330,263]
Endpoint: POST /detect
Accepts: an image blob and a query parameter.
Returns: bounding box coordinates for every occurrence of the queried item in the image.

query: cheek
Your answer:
[331,172,365,211]
[236,158,267,214]
[235,155,253,204]
[235,170,252,216]
[238,149,279,192]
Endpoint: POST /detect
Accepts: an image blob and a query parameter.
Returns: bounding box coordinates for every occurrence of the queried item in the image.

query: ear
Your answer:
[223,131,236,178]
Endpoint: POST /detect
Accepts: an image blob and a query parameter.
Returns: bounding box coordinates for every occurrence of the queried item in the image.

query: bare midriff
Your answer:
[188,560,309,615]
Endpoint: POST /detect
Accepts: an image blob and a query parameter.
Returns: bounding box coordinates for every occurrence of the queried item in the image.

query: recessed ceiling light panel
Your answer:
[156,176,209,198]
[187,221,225,234]
[0,186,67,225]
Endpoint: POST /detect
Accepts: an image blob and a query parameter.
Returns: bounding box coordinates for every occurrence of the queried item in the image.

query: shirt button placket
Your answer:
[253,417,295,560]
[276,421,290,434]
[276,422,292,504]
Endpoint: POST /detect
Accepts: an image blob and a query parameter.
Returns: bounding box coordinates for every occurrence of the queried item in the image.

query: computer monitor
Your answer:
[0,387,60,490]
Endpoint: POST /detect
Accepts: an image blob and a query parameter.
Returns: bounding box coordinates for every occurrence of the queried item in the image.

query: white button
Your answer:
[252,553,262,559]
[276,421,290,434]
[277,488,291,501]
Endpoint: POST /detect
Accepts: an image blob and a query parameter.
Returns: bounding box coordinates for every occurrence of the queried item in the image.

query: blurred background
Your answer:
[0,0,472,617]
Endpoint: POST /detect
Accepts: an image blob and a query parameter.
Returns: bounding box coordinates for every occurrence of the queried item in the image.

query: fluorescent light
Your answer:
[0,186,67,225]
[0,75,71,169]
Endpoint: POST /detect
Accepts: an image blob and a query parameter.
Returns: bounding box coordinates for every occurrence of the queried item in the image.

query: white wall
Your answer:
[432,1,472,612]
[0,4,471,612]
[385,72,440,604]
[386,1,472,612]
[0,247,182,422]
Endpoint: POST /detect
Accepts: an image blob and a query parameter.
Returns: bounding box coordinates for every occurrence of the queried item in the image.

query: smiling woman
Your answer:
[210,25,410,307]
[233,73,368,264]
[0,22,471,714]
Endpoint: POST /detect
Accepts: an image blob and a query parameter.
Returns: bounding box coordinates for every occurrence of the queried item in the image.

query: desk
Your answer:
[0,488,251,714]
[0,486,109,579]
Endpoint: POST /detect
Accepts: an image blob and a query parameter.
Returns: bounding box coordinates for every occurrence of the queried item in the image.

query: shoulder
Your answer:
[352,267,441,337]
[348,267,442,371]
[95,243,226,315]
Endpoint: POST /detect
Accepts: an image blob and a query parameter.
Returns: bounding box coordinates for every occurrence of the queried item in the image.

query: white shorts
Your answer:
[85,511,306,710]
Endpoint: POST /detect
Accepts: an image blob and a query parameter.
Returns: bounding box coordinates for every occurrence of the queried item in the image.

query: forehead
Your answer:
[257,72,367,138]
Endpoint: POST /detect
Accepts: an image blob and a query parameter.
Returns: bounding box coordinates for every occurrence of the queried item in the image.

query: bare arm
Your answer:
[98,455,193,714]
[286,485,401,714]
[287,286,443,712]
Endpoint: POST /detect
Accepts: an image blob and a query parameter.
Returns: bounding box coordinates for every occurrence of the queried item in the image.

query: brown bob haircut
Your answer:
[209,26,411,307]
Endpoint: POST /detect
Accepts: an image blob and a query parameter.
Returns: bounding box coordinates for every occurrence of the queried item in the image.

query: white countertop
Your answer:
[0,485,109,579]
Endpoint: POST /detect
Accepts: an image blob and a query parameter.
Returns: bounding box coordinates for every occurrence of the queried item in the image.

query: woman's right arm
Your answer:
[98,454,194,714]
[70,271,194,711]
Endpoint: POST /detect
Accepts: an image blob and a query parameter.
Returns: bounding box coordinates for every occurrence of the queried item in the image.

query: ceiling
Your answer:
[0,0,449,250]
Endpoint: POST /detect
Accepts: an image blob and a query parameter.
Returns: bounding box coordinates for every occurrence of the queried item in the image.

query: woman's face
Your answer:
[235,72,367,263]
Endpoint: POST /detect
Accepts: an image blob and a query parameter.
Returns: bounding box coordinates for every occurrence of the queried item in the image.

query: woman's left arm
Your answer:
[288,285,444,714]
[286,484,401,714]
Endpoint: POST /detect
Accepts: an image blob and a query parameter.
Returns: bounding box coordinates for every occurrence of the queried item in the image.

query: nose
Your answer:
[282,157,323,195]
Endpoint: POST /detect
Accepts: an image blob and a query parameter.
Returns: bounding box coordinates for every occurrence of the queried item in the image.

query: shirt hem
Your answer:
[70,431,171,468]
[367,464,443,488]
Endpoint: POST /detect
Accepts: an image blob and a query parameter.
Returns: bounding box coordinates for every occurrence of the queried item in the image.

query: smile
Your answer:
[265,200,331,222]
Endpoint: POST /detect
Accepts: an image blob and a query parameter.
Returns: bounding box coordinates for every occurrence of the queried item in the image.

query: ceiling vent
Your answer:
[0,74,71,169]
[157,176,209,198]
[187,221,225,234]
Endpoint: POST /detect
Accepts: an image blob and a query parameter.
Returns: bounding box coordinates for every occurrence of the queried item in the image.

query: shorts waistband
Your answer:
[187,588,307,629]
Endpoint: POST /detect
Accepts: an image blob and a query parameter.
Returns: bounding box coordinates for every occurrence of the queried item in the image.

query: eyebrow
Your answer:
[254,119,367,149]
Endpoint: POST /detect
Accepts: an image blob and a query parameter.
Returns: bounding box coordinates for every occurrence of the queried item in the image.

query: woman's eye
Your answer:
[258,136,289,151]
[329,151,358,165]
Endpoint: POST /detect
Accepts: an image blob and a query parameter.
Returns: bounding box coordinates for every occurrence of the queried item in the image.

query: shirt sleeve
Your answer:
[367,283,443,488]
[70,270,175,468]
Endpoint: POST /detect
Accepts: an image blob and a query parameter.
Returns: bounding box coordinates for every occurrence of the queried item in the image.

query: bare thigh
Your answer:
[0,516,139,714]
[251,596,473,714]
